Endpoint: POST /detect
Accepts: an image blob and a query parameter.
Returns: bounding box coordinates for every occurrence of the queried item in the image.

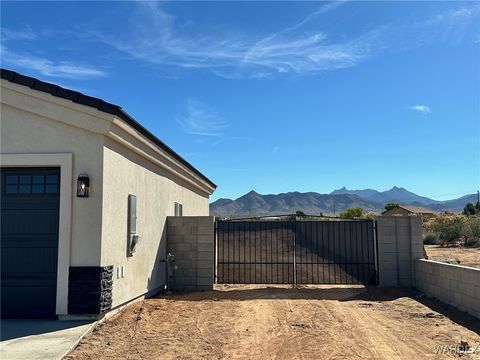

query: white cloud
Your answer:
[90,1,373,78]
[409,105,431,114]
[1,46,106,79]
[1,28,38,41]
[176,99,228,136]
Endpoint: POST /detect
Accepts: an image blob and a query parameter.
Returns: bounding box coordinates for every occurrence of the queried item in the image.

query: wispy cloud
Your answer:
[0,46,106,79]
[409,105,431,114]
[1,26,106,79]
[176,99,228,136]
[1,28,38,41]
[90,1,374,78]
[86,1,479,79]
[4,2,478,80]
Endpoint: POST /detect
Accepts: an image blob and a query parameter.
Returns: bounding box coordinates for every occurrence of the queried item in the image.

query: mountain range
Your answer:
[210,187,477,217]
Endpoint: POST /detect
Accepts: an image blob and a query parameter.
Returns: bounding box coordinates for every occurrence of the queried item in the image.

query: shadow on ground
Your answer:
[0,320,93,341]
[159,285,403,302]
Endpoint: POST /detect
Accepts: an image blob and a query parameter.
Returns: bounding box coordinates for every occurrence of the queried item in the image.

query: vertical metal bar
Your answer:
[226,222,229,283]
[325,222,328,285]
[355,221,363,284]
[253,222,258,284]
[293,221,297,285]
[222,222,225,284]
[214,220,217,284]
[351,222,355,284]
[333,222,337,284]
[373,220,379,285]
[281,222,284,283]
[249,221,252,284]
[315,221,319,284]
[264,222,267,284]
[243,222,246,284]
[343,221,347,284]
[309,221,313,284]
[361,221,366,284]
[321,222,325,284]
[275,222,279,284]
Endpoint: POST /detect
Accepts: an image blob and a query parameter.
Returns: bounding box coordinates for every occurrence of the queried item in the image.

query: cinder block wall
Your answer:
[415,259,480,319]
[166,216,215,291]
[376,216,423,287]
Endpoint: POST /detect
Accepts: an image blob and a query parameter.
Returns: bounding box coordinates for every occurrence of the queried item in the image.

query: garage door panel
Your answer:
[1,209,59,234]
[1,286,56,319]
[1,167,60,319]
[2,247,58,274]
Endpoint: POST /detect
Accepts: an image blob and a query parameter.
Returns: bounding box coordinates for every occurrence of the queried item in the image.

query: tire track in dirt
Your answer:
[66,286,480,360]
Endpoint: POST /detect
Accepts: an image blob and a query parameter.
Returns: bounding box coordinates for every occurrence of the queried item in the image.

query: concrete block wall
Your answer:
[415,259,480,319]
[377,216,423,287]
[166,216,215,291]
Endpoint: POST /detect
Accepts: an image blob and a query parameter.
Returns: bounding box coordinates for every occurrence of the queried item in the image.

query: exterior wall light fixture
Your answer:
[77,174,90,197]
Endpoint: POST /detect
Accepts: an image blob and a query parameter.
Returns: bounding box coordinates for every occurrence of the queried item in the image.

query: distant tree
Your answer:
[382,203,400,214]
[463,203,476,216]
[476,201,480,215]
[339,207,365,218]
[295,210,306,217]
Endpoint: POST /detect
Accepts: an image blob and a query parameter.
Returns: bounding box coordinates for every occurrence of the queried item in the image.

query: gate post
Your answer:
[376,216,423,287]
[166,216,215,291]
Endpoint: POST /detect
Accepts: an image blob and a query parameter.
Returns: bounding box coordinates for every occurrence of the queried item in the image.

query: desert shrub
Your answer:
[463,216,480,247]
[423,233,439,245]
[423,214,465,247]
[339,207,365,218]
[365,211,377,220]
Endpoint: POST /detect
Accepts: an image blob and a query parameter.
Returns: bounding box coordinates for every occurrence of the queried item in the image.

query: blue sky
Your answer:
[1,1,479,201]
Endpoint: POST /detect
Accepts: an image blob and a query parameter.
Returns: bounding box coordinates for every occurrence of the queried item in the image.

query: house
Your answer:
[0,69,216,319]
[382,205,434,218]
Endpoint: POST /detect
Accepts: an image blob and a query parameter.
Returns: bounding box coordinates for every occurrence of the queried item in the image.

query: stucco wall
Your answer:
[101,138,209,307]
[0,95,105,267]
[415,259,480,319]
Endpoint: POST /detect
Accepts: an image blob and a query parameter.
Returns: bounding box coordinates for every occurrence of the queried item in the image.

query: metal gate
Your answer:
[215,220,378,285]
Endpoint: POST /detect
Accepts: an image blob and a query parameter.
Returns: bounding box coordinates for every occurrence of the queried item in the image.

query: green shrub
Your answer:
[339,207,365,218]
[423,214,464,247]
[464,216,480,247]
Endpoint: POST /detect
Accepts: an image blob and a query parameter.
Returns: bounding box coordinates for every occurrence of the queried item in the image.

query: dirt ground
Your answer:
[425,245,480,268]
[66,285,480,360]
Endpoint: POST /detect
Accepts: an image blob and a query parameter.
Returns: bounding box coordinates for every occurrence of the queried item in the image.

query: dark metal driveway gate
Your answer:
[215,220,378,285]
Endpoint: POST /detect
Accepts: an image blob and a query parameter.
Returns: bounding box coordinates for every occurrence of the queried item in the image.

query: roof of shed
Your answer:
[398,205,434,214]
[1,68,216,189]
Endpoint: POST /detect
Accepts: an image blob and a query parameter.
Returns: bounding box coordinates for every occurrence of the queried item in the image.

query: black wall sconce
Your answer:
[77,174,90,197]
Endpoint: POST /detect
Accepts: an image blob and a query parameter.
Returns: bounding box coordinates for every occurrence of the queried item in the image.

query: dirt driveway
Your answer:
[66,285,480,359]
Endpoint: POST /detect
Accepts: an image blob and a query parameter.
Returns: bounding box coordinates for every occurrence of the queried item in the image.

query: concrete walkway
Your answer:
[0,320,95,360]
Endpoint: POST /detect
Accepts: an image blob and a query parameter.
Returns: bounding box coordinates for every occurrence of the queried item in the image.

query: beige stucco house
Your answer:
[0,69,216,319]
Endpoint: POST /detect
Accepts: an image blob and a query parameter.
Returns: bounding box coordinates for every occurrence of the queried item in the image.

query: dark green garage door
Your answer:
[1,167,60,319]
